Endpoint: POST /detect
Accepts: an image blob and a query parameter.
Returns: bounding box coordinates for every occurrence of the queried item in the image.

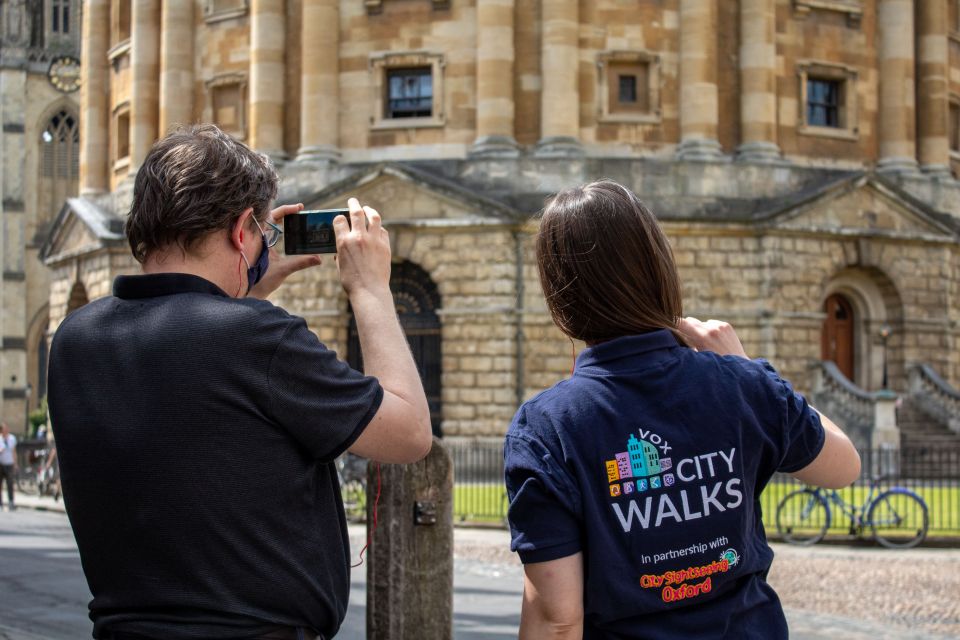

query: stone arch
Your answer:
[347,260,443,436]
[25,305,50,409]
[66,279,89,315]
[821,267,904,391]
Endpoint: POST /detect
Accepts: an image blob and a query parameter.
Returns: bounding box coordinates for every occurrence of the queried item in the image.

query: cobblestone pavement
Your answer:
[452,527,960,639]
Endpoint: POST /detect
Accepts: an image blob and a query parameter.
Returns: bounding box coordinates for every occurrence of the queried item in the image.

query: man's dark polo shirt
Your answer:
[48,273,383,639]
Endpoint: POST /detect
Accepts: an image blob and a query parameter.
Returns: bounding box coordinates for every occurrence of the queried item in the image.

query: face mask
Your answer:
[240,232,270,294]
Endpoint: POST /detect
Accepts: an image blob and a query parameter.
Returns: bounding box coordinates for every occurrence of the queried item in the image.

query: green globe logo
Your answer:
[720,549,740,568]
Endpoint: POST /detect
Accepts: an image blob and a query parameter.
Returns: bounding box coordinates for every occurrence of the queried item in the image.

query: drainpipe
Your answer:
[514,229,525,407]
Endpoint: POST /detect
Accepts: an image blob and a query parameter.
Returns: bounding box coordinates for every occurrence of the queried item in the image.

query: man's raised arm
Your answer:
[335,198,432,464]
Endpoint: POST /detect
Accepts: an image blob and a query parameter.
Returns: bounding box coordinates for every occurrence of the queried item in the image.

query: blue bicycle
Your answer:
[775,476,929,549]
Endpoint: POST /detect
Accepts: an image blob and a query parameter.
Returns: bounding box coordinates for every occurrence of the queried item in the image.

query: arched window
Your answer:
[349,261,443,436]
[39,109,80,226]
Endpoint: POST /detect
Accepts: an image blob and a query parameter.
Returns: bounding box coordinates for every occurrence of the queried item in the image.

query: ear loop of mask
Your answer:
[570,338,576,377]
[235,228,246,298]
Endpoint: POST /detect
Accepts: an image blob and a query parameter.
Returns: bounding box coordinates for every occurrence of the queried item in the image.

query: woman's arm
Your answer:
[519,553,584,640]
[789,410,861,488]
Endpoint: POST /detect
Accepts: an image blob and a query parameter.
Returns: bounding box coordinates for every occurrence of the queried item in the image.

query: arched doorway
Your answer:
[66,280,89,315]
[821,293,855,380]
[348,261,443,436]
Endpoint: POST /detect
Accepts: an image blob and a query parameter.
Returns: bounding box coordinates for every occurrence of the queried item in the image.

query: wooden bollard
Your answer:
[367,437,453,640]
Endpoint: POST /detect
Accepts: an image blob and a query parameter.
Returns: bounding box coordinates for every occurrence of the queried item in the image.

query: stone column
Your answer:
[917,0,951,176]
[877,0,919,174]
[471,0,519,157]
[159,0,194,135]
[677,0,722,160]
[737,0,779,162]
[536,0,581,156]
[130,0,161,171]
[250,0,286,159]
[297,0,339,162]
[80,0,110,194]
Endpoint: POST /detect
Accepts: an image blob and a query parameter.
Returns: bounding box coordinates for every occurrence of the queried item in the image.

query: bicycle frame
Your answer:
[813,482,881,531]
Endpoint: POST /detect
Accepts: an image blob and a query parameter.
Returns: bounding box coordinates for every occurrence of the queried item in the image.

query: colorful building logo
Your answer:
[605,430,672,498]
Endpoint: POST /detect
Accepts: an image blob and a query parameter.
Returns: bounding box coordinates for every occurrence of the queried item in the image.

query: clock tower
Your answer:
[0,0,81,435]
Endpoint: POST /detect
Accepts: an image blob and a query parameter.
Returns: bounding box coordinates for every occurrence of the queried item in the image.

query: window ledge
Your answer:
[107,40,131,62]
[599,112,662,125]
[371,117,445,131]
[950,32,960,46]
[798,125,858,141]
[112,156,130,172]
[949,150,960,162]
[204,7,248,24]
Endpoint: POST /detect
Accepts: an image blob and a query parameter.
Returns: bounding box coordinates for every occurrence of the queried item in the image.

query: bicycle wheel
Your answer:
[867,489,929,549]
[776,489,830,545]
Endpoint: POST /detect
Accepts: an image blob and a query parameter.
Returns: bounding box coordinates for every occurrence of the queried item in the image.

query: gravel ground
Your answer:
[768,543,960,638]
[452,527,960,639]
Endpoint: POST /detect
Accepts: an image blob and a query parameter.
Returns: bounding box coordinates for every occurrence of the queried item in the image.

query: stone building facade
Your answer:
[39,0,960,449]
[0,0,81,432]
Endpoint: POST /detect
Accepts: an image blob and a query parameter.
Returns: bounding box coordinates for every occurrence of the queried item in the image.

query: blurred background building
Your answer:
[0,0,80,434]
[17,0,960,455]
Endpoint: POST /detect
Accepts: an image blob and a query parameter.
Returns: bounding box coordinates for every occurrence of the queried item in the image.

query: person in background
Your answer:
[0,422,17,511]
[504,180,861,639]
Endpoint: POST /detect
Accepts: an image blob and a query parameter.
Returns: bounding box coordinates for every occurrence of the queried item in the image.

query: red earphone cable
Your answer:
[351,461,381,568]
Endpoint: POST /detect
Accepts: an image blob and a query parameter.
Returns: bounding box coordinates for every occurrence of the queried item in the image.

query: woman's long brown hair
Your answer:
[535,180,687,345]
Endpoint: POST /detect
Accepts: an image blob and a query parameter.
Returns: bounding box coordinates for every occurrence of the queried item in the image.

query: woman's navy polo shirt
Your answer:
[504,330,825,639]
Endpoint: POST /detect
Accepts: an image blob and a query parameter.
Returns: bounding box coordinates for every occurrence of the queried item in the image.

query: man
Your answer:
[47,125,432,640]
[0,422,16,511]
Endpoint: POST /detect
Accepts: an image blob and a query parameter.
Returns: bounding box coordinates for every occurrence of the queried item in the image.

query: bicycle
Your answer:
[775,475,929,549]
[336,453,368,523]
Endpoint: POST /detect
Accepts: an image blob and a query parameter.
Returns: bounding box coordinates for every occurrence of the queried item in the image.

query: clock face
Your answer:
[48,56,81,93]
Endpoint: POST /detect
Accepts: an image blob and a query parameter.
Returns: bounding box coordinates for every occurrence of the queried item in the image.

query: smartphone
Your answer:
[283,208,350,254]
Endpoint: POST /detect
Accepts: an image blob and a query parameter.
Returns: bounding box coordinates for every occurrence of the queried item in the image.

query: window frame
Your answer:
[112,102,131,169]
[369,51,445,130]
[206,73,249,140]
[797,60,859,141]
[596,51,662,125]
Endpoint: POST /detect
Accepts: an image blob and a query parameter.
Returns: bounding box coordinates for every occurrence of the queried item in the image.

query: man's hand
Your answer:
[679,317,749,358]
[247,203,323,300]
[333,198,392,298]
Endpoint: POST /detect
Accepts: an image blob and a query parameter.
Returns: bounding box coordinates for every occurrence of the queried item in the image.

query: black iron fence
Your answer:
[447,440,960,539]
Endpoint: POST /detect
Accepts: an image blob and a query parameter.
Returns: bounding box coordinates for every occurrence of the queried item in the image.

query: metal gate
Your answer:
[348,260,443,436]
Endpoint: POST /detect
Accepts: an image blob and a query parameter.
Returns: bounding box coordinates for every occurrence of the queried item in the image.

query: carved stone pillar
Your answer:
[297,0,339,161]
[471,0,519,157]
[159,0,194,135]
[130,0,161,171]
[737,0,779,162]
[80,0,110,194]
[250,0,287,159]
[536,0,581,156]
[877,0,918,174]
[677,0,722,160]
[917,0,951,176]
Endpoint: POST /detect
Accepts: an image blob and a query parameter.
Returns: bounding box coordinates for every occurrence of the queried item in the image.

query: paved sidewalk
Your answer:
[10,495,960,639]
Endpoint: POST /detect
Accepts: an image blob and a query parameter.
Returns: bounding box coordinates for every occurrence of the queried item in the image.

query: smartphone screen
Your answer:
[283,208,350,254]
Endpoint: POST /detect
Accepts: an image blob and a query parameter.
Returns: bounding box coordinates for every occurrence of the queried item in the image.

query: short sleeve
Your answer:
[504,411,582,564]
[267,318,383,462]
[757,360,826,473]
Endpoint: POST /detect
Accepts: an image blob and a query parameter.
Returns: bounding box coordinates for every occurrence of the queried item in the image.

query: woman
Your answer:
[504,180,860,639]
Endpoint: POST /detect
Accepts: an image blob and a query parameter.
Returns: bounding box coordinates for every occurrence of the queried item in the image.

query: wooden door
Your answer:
[821,294,855,380]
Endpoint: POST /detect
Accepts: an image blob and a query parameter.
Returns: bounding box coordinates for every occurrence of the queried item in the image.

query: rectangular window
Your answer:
[618,75,637,104]
[607,62,650,114]
[114,0,131,43]
[212,82,246,138]
[807,78,842,128]
[385,68,433,119]
[116,110,130,161]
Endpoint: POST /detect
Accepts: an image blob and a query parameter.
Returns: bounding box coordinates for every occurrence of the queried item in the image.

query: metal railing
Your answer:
[444,441,960,539]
